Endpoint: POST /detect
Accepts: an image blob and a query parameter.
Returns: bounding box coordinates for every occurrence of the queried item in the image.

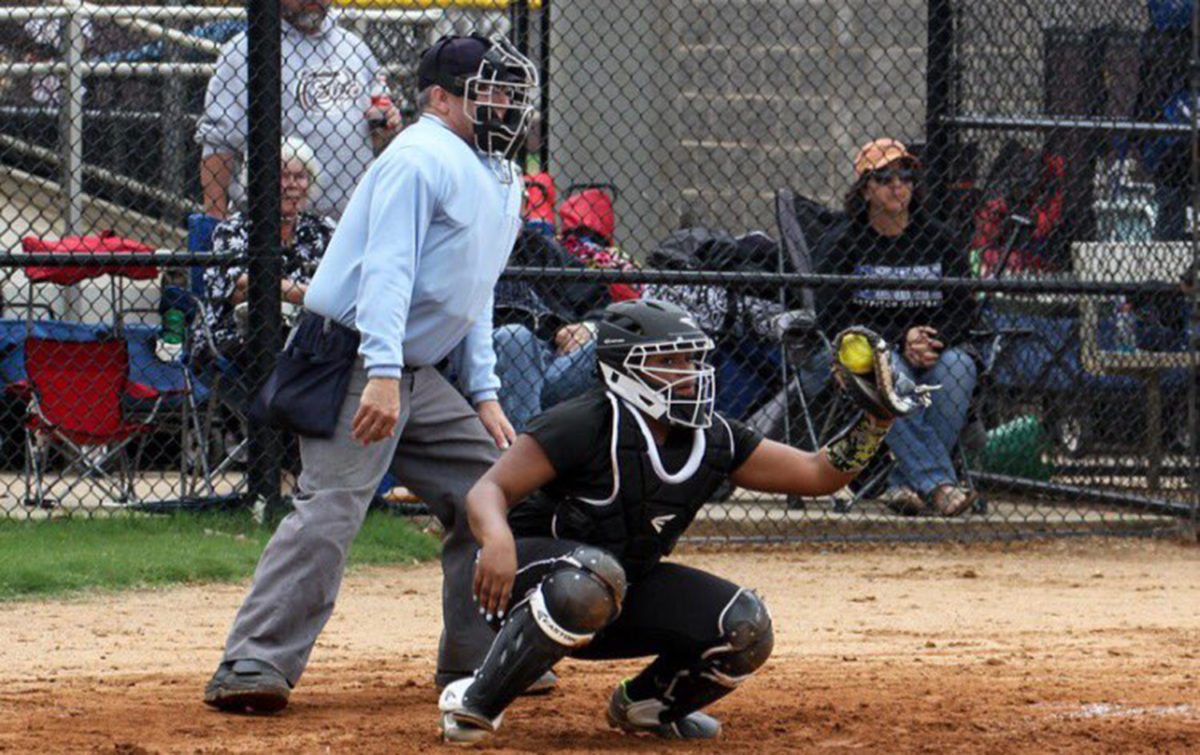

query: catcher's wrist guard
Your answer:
[823,411,890,474]
[832,326,938,419]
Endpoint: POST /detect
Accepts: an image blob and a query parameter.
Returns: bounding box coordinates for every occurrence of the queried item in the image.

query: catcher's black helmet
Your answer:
[595,299,716,428]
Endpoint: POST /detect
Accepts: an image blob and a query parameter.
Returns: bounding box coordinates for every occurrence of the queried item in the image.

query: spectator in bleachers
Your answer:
[815,138,978,517]
[195,0,400,220]
[492,292,600,433]
[17,18,95,106]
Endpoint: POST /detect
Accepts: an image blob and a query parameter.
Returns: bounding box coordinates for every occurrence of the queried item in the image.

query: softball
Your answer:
[838,333,875,375]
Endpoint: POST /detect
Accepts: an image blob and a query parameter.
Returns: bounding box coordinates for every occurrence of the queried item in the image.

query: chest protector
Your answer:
[552,394,733,579]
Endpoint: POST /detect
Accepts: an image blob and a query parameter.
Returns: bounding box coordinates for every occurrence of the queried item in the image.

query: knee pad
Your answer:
[533,545,626,648]
[565,545,627,604]
[702,588,774,685]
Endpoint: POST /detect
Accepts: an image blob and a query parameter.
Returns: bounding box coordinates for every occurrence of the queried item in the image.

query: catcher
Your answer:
[438,298,932,743]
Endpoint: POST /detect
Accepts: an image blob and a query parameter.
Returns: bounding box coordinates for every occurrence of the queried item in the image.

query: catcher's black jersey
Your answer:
[509,388,763,575]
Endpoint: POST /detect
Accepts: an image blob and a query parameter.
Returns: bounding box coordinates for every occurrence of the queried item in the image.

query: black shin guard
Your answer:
[633,588,774,722]
[459,598,569,722]
[463,547,626,721]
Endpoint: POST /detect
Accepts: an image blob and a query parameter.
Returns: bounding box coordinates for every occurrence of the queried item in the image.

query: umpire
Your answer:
[204,35,540,713]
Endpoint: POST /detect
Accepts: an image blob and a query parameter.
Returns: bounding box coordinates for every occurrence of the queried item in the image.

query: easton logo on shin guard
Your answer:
[531,588,594,648]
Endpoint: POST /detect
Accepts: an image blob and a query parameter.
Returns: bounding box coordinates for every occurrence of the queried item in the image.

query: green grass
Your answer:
[0,510,440,601]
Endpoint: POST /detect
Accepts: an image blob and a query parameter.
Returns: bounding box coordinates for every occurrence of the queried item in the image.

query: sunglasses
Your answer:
[866,169,917,184]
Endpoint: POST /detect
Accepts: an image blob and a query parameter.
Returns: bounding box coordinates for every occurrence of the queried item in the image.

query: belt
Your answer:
[292,310,360,359]
[296,311,454,373]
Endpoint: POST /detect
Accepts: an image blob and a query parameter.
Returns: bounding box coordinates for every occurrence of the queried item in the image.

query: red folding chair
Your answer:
[8,338,164,509]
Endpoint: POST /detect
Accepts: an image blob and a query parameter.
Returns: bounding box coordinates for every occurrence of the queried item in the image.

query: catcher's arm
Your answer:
[730,419,891,497]
[466,435,558,620]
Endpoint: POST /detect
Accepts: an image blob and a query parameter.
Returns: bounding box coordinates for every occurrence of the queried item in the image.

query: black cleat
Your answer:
[606,679,721,739]
[436,668,558,696]
[203,659,291,714]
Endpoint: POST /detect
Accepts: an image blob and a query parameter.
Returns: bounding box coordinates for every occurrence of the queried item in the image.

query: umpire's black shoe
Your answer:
[203,659,291,714]
[606,679,722,739]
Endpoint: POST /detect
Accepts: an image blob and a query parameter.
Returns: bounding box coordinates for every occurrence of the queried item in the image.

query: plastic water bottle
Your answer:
[1113,297,1138,353]
[156,308,185,362]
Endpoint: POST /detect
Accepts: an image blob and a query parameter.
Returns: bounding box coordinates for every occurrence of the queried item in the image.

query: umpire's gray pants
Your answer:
[220,361,497,685]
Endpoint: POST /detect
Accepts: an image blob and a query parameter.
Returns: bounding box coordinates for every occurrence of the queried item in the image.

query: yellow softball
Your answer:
[838,333,875,375]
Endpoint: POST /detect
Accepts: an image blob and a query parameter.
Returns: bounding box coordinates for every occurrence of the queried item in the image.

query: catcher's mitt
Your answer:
[831,326,938,419]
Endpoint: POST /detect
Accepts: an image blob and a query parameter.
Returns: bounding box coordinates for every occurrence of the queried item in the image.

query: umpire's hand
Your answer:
[353,377,401,445]
[476,399,516,449]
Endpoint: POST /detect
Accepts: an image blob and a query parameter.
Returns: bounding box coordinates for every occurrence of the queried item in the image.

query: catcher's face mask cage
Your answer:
[462,37,539,174]
[599,337,717,429]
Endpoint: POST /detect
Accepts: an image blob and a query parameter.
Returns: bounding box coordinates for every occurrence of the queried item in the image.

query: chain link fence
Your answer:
[0,0,1195,542]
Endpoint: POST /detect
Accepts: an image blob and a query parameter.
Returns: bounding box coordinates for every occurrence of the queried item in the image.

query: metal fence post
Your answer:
[925,0,954,213]
[57,5,86,323]
[61,5,84,236]
[246,0,283,514]
[1189,0,1200,528]
[161,0,187,203]
[512,0,530,170]
[538,0,550,170]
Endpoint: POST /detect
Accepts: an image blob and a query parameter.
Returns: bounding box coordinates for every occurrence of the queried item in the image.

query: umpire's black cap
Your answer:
[417,35,490,93]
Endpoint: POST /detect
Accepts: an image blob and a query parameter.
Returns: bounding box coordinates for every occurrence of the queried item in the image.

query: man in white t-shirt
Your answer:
[195,0,400,219]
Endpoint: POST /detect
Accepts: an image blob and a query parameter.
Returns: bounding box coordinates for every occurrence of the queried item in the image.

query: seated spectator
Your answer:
[492,291,599,433]
[815,138,979,517]
[195,136,334,397]
[489,228,613,431]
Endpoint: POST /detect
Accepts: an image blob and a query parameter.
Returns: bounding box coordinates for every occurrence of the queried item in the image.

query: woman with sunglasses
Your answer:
[814,138,979,516]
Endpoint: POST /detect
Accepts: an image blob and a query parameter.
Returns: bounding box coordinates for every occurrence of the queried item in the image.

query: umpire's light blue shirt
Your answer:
[304,114,523,402]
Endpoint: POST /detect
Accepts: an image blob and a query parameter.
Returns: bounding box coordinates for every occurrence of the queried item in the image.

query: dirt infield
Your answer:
[1,539,1198,753]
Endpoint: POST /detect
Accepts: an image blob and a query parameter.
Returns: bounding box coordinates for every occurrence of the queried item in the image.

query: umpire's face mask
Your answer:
[461,39,538,177]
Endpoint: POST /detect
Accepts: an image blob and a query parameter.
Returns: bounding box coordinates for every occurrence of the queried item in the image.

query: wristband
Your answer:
[822,412,889,474]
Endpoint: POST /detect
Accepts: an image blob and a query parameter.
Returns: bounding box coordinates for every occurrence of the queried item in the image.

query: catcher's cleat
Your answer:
[439,677,503,745]
[203,659,291,714]
[435,668,559,695]
[606,679,722,740]
[524,668,559,695]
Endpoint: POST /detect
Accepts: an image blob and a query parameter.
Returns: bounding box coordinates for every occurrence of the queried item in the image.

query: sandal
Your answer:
[928,484,976,517]
[878,486,924,516]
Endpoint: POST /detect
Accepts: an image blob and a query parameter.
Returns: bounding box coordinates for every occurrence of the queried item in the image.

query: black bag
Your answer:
[249,312,360,439]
